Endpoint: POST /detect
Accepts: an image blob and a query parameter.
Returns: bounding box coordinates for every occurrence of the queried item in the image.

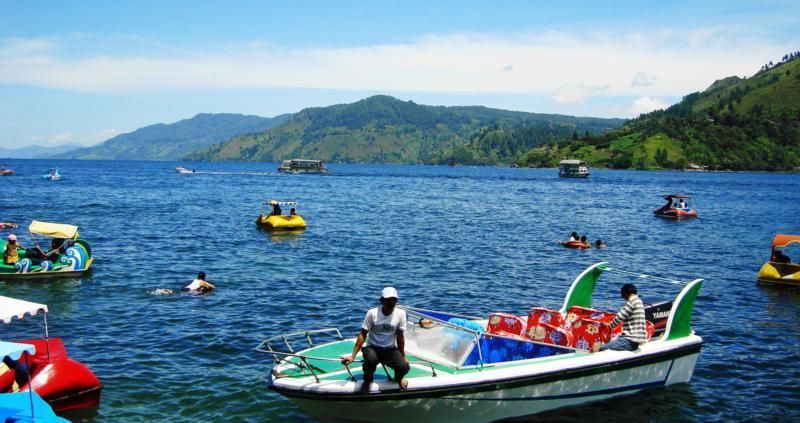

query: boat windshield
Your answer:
[403,308,478,367]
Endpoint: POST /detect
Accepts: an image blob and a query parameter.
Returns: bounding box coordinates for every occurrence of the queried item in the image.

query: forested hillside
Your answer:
[186,96,623,164]
[61,113,289,160]
[518,52,800,171]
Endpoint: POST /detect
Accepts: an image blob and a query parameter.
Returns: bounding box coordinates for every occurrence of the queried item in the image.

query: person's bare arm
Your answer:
[342,329,368,364]
[397,331,408,363]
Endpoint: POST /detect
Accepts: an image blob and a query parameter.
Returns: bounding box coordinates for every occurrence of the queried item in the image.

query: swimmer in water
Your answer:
[182,271,216,294]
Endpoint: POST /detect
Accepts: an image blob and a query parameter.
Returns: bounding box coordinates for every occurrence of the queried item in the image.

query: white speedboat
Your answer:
[175,166,195,174]
[259,262,703,422]
[42,168,61,181]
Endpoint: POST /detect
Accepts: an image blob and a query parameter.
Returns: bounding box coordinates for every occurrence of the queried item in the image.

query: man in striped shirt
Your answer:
[600,283,647,351]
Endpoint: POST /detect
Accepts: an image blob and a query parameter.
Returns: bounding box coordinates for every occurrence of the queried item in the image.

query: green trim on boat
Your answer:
[664,279,703,341]
[560,262,608,312]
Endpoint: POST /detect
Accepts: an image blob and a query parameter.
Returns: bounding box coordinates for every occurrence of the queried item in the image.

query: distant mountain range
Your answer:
[0,143,84,159]
[186,95,625,164]
[518,52,800,171]
[59,113,289,160]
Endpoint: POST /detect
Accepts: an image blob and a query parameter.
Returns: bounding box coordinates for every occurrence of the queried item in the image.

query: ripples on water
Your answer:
[1,160,799,422]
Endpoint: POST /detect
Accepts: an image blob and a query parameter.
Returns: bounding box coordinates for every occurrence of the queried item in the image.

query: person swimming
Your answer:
[183,271,216,294]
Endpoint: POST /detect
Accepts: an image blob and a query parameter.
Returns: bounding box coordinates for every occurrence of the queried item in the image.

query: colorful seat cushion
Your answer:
[487,313,526,337]
[526,322,573,347]
[526,307,564,330]
[570,317,612,352]
[566,306,616,328]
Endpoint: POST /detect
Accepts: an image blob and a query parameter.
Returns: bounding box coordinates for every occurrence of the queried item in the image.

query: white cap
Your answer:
[381,287,398,299]
[7,234,16,242]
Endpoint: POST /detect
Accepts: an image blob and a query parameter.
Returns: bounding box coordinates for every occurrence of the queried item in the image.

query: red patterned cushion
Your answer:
[566,306,616,327]
[610,320,656,341]
[526,307,564,330]
[527,322,573,347]
[570,317,612,352]
[487,313,526,337]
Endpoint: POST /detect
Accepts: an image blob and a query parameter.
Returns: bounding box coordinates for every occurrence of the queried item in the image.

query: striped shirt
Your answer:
[610,294,647,344]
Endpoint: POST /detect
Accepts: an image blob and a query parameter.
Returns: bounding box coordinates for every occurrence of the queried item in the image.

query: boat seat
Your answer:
[569,317,613,352]
[609,320,656,341]
[526,322,573,347]
[486,313,526,337]
[566,306,616,328]
[526,307,564,330]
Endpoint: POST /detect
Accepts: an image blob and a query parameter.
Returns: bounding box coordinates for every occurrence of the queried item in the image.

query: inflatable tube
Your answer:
[560,240,591,249]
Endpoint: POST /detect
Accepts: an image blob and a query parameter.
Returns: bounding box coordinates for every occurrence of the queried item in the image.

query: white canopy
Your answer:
[0,340,35,360]
[0,295,48,324]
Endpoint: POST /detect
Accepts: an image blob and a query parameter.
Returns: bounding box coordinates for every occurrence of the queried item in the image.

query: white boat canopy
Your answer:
[265,200,298,206]
[29,220,79,239]
[0,295,48,324]
[0,340,36,360]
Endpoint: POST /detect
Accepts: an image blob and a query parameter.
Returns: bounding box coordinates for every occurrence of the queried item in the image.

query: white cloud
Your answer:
[631,72,657,87]
[629,96,669,116]
[551,83,609,104]
[0,29,794,100]
[51,132,72,142]
[96,128,120,140]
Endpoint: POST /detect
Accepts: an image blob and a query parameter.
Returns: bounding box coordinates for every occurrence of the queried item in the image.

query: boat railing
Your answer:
[257,327,344,356]
[257,327,440,383]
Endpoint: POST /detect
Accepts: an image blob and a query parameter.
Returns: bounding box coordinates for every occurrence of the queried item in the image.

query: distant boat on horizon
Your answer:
[277,159,328,174]
[558,158,589,178]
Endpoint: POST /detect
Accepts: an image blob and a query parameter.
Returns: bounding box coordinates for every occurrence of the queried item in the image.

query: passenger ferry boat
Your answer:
[278,159,328,174]
[558,159,589,178]
[259,262,703,422]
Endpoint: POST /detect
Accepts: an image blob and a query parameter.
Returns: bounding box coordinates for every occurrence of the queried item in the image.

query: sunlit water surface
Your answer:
[1,160,799,422]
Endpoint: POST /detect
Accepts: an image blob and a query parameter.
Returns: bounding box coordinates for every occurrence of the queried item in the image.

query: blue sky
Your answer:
[1,0,798,148]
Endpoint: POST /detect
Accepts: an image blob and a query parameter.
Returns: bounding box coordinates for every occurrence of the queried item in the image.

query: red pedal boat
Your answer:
[653,194,698,219]
[0,295,102,412]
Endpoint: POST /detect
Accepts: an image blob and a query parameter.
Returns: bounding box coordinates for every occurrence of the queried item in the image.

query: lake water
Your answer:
[1,160,799,422]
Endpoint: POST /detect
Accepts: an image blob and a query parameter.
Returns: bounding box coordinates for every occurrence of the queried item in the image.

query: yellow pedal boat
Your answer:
[757,234,800,287]
[256,200,306,230]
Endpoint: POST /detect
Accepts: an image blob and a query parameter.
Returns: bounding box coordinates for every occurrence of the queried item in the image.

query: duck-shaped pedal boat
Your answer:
[256,200,306,230]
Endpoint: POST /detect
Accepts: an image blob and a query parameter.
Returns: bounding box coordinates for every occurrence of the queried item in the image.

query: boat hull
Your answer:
[757,262,800,287]
[13,338,102,412]
[256,214,307,230]
[654,208,697,219]
[0,241,93,280]
[271,340,701,423]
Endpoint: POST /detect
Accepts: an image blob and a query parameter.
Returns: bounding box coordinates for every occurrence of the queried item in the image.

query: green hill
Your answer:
[519,52,800,171]
[61,113,289,160]
[186,95,624,164]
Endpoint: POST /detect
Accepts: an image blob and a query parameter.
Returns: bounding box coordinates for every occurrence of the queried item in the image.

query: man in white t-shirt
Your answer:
[342,287,410,394]
[182,271,216,294]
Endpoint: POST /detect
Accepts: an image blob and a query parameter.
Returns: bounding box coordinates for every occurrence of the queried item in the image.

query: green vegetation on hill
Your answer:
[61,113,288,161]
[519,52,800,171]
[186,95,624,164]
